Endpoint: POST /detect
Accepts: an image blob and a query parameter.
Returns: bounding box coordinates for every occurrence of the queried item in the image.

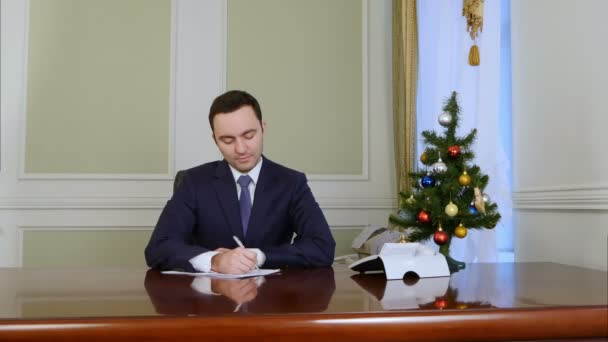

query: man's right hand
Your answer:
[211,247,258,274]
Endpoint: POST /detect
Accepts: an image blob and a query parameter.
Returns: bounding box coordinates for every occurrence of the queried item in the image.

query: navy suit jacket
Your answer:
[145,157,335,271]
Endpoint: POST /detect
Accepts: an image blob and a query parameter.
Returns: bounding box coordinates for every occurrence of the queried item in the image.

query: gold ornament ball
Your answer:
[459,171,471,186]
[420,152,428,164]
[444,201,459,217]
[454,223,468,238]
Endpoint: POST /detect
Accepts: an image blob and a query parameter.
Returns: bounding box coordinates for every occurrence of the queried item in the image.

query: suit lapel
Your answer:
[246,158,276,245]
[212,161,245,241]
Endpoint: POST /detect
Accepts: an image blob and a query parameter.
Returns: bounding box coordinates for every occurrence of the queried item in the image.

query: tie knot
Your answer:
[237,175,252,188]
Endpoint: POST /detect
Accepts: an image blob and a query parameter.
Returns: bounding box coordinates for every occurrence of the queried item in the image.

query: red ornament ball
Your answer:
[434,298,448,310]
[417,210,431,224]
[433,230,449,245]
[447,145,461,158]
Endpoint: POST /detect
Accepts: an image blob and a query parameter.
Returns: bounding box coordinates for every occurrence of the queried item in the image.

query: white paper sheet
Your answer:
[162,268,280,279]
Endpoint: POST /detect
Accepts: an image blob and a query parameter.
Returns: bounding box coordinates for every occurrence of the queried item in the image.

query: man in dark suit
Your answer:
[145,90,335,274]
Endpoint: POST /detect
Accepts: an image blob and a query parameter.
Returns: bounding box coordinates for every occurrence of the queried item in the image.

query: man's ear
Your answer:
[212,133,217,145]
[261,121,267,133]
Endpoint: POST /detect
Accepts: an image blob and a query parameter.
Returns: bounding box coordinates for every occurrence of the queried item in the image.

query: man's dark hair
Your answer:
[208,90,262,132]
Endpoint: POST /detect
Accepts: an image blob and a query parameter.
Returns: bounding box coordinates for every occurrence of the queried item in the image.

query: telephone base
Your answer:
[349,243,450,279]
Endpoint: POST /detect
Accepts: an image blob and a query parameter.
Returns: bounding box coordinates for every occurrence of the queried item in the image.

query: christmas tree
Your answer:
[389,92,501,272]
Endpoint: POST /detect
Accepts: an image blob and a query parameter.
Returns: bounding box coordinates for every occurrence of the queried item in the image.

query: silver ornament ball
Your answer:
[482,193,491,203]
[432,160,448,173]
[438,112,453,126]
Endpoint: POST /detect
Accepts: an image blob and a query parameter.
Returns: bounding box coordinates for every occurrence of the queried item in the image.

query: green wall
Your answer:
[227,0,364,175]
[22,228,360,268]
[25,0,171,174]
[23,230,152,268]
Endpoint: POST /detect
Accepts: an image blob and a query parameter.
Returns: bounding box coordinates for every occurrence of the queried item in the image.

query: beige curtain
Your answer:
[392,0,418,195]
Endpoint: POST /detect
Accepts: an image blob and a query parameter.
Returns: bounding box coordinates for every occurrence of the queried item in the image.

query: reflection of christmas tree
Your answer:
[390,92,501,272]
[418,287,494,310]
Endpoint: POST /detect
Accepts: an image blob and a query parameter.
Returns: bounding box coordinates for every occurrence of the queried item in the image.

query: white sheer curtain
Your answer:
[416,0,513,263]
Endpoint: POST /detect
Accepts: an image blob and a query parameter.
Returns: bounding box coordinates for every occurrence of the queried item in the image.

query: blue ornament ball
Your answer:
[421,175,436,188]
[468,202,478,215]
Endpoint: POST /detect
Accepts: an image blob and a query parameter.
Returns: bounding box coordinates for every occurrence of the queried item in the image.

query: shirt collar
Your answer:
[228,157,263,185]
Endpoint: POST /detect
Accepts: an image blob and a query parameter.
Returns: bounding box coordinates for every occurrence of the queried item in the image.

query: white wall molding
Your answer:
[0,195,396,210]
[174,0,224,170]
[307,173,370,181]
[17,173,173,180]
[18,225,153,231]
[329,225,368,231]
[319,197,396,209]
[16,0,31,179]
[512,184,608,211]
[0,196,167,209]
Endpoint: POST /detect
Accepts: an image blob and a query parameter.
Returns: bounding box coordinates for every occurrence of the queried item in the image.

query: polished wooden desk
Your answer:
[0,262,606,341]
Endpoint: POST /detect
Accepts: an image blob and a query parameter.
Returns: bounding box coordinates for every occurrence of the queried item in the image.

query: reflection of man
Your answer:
[191,276,264,306]
[144,268,336,315]
[145,90,335,274]
[144,270,236,314]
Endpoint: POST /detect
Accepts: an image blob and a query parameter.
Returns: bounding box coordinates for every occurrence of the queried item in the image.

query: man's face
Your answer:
[213,105,265,173]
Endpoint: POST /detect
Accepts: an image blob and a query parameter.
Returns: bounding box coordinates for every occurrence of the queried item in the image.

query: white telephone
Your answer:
[349,242,450,279]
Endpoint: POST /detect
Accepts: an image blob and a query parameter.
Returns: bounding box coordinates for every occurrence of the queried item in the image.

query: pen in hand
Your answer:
[233,235,260,270]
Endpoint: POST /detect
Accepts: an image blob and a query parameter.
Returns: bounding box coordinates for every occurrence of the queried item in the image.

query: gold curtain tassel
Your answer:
[468,44,480,66]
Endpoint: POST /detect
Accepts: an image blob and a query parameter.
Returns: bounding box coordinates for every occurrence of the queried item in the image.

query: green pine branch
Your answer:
[443,92,460,138]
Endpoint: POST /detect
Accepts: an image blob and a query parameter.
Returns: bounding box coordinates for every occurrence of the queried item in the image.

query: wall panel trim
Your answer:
[513,184,608,211]
[0,195,396,210]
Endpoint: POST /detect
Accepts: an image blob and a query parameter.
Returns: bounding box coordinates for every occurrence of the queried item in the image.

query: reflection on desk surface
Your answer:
[144,267,335,315]
[0,262,605,320]
[351,273,494,310]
